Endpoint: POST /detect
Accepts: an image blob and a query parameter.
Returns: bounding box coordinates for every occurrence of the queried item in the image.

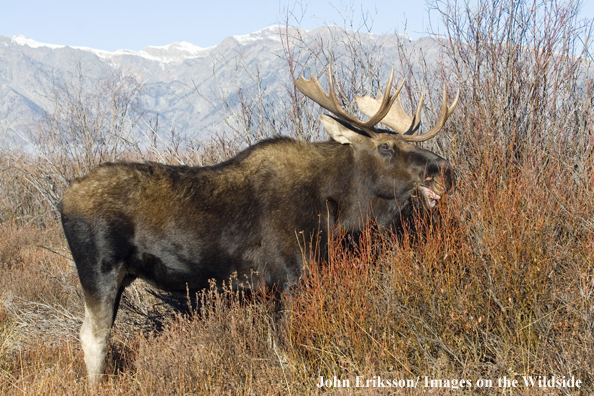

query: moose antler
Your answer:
[294,64,404,138]
[356,84,460,142]
[295,65,459,142]
[356,92,424,135]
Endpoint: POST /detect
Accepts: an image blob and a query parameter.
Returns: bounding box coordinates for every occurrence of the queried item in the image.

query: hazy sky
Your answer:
[1,0,593,52]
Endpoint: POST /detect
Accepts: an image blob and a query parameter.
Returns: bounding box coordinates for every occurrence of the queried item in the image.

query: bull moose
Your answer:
[60,65,459,384]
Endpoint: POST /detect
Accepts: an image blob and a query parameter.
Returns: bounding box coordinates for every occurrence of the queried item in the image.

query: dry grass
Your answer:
[1,0,593,394]
[1,167,591,395]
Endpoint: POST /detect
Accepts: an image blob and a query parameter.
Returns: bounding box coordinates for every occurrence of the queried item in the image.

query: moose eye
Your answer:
[378,143,393,155]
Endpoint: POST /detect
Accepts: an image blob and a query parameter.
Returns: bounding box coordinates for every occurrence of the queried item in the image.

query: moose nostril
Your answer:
[427,160,449,177]
[438,159,450,171]
[441,161,455,188]
[437,160,452,174]
[429,159,454,190]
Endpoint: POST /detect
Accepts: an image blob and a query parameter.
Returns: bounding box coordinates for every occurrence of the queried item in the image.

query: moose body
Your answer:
[61,66,458,385]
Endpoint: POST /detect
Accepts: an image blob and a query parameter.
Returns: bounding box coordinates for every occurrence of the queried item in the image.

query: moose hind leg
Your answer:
[62,214,134,384]
[79,280,127,386]
[80,304,110,385]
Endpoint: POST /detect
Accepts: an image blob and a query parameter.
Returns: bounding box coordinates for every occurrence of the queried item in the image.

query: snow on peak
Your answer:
[232,25,285,45]
[9,34,211,63]
[11,35,63,49]
[10,26,298,62]
[140,41,211,62]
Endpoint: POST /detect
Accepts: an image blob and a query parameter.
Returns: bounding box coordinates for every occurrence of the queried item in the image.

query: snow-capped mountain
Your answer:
[10,34,211,62]
[0,26,435,146]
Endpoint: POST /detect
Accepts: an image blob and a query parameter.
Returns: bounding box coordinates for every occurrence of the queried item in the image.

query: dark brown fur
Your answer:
[61,133,453,383]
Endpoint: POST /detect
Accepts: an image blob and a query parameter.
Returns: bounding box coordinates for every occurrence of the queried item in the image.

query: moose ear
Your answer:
[320,114,370,145]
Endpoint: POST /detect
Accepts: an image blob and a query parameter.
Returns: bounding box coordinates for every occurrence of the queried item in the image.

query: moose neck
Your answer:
[208,137,403,234]
[309,140,402,233]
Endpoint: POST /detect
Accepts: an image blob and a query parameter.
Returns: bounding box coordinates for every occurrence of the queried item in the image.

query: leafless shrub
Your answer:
[2,65,144,225]
[429,0,594,166]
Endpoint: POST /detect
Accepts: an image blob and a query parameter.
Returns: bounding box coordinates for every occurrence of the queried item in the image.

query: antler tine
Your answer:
[402,86,459,142]
[325,64,373,131]
[293,67,342,120]
[404,93,424,135]
[446,88,460,118]
[294,65,401,138]
[294,64,365,132]
[364,68,401,127]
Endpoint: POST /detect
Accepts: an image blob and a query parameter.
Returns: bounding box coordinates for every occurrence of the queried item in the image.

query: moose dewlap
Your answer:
[60,64,458,385]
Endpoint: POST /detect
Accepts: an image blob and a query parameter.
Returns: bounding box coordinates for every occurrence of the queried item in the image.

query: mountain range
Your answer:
[0,26,439,147]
